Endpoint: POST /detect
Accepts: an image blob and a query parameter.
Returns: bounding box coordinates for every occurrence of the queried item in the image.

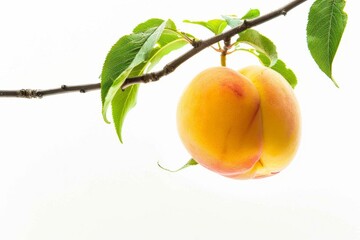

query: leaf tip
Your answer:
[102,106,111,124]
[157,159,198,173]
[117,133,124,144]
[157,161,174,172]
[331,77,340,88]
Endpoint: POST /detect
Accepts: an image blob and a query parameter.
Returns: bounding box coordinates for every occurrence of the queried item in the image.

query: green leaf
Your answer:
[222,9,260,28]
[307,0,347,87]
[101,35,142,121]
[257,52,297,88]
[185,9,260,35]
[101,19,167,123]
[270,59,297,89]
[237,29,278,67]
[158,28,183,47]
[147,37,188,72]
[241,9,260,20]
[111,84,139,143]
[101,18,189,142]
[184,19,227,35]
[131,29,189,74]
[110,33,189,143]
[222,15,243,28]
[158,159,198,172]
[133,18,165,33]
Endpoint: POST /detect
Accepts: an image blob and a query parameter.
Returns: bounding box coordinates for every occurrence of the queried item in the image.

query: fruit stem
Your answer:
[221,37,231,67]
[221,54,227,67]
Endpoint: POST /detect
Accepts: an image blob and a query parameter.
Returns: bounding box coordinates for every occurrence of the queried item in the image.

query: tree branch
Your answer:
[0,0,307,99]
[0,83,101,98]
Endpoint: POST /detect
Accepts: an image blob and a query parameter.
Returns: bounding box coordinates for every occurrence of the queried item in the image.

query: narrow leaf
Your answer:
[112,84,139,143]
[237,29,278,67]
[147,38,188,72]
[157,29,181,46]
[184,19,227,35]
[131,29,189,75]
[307,0,347,87]
[158,159,198,172]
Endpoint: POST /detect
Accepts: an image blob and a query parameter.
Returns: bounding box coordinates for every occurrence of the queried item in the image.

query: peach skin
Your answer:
[177,66,301,179]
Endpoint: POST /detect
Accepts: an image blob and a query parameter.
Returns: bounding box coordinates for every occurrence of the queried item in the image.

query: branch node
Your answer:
[192,40,203,48]
[242,19,249,28]
[164,64,175,75]
[36,92,44,99]
[19,89,39,99]
[80,89,86,93]
[61,85,67,90]
[150,72,158,82]
[281,10,287,16]
[179,32,202,48]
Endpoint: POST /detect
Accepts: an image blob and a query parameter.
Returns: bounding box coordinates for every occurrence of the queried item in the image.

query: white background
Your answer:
[1,0,359,239]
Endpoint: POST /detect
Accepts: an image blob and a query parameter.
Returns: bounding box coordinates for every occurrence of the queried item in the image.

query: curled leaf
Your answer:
[184,19,227,35]
[158,159,198,172]
[222,15,243,28]
[237,29,278,67]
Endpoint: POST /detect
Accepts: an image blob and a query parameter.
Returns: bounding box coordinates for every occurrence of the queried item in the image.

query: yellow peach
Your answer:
[176,65,301,179]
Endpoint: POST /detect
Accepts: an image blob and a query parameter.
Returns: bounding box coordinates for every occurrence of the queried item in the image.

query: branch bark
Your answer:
[0,0,307,99]
[0,83,101,98]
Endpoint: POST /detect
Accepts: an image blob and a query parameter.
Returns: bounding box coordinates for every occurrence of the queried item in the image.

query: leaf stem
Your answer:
[0,0,308,98]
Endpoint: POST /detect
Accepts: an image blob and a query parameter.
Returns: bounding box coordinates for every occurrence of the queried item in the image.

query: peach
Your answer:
[176,66,301,179]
